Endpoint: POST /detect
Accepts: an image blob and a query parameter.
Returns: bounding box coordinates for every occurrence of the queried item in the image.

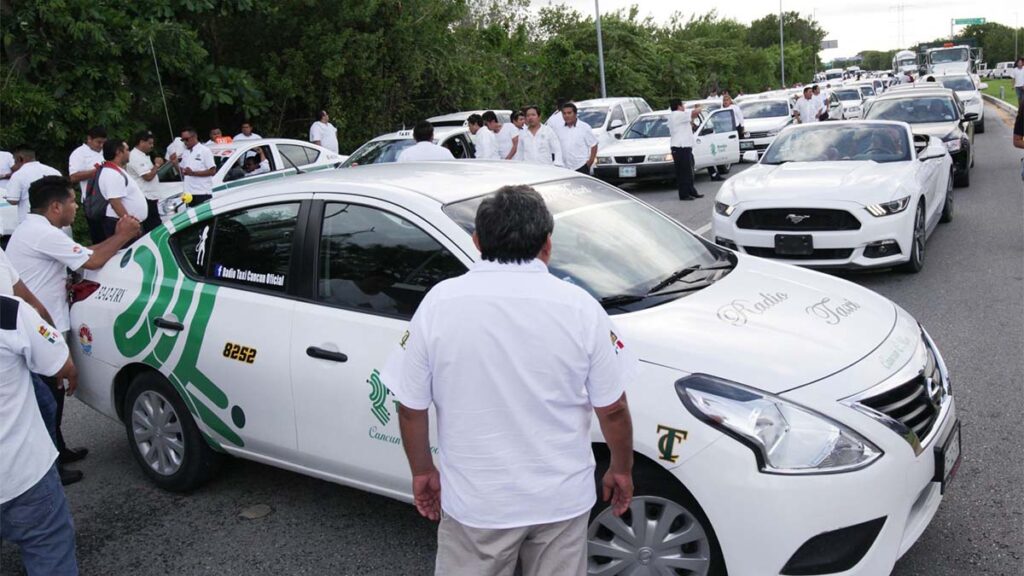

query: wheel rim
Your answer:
[588,496,712,576]
[913,206,925,264]
[132,390,185,476]
[946,174,954,213]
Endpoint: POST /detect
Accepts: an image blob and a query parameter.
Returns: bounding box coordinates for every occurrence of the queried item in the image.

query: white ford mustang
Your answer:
[713,121,954,272]
[69,162,959,575]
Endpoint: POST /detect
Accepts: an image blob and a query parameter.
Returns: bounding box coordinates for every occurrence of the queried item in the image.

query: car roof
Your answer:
[207,138,323,153]
[370,126,467,142]
[784,120,910,132]
[575,97,639,108]
[232,161,573,205]
[426,110,512,123]
[873,86,956,100]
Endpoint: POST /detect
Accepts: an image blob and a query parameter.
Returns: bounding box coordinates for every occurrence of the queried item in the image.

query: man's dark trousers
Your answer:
[671,147,698,199]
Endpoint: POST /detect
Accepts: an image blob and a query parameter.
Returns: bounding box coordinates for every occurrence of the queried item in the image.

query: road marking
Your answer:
[695,223,711,235]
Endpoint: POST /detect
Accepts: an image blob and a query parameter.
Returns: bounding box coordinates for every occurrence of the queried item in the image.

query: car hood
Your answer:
[840,101,863,109]
[744,117,790,133]
[615,256,899,393]
[720,161,908,203]
[599,137,671,156]
[906,122,958,138]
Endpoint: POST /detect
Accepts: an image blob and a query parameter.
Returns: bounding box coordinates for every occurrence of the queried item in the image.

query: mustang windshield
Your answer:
[578,108,609,129]
[739,101,790,119]
[623,116,669,139]
[762,125,911,164]
[865,97,958,124]
[443,178,728,310]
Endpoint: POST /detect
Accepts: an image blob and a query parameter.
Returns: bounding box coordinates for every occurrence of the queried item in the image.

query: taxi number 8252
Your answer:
[223,342,257,364]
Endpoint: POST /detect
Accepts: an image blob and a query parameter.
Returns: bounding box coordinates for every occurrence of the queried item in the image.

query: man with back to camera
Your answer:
[396,122,456,162]
[668,98,704,201]
[384,185,635,576]
[467,114,500,160]
[4,145,61,225]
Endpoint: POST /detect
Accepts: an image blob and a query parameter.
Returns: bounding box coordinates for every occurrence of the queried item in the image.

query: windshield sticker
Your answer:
[214,265,286,287]
[805,297,862,325]
[195,226,209,267]
[716,292,790,326]
[657,425,689,463]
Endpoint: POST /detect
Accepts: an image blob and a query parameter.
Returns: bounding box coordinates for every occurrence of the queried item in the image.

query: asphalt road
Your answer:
[2,103,1021,575]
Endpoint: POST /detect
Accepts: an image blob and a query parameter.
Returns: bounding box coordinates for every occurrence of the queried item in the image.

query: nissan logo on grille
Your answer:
[786,214,811,224]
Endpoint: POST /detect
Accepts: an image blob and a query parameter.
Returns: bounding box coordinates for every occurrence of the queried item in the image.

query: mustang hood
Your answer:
[724,161,908,203]
[599,137,671,157]
[616,256,899,393]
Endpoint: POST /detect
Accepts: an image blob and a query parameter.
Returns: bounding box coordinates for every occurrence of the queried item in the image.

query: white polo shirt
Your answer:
[127,148,160,199]
[233,133,262,141]
[6,214,92,332]
[99,164,148,220]
[0,151,14,180]
[1014,66,1024,88]
[556,122,598,170]
[383,259,636,529]
[472,128,500,160]
[3,161,61,224]
[0,247,19,295]
[181,143,216,195]
[518,124,563,166]
[668,110,697,148]
[309,121,339,154]
[68,143,104,200]
[1,296,66,504]
[795,97,822,124]
[494,123,519,159]
[396,141,456,162]
[726,104,745,127]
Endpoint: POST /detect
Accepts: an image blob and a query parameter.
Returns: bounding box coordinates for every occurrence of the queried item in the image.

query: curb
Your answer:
[982,94,1018,114]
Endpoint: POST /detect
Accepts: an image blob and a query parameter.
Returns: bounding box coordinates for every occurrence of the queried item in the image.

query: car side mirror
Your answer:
[609,119,624,130]
[742,151,759,163]
[963,112,979,122]
[700,126,714,136]
[613,132,623,140]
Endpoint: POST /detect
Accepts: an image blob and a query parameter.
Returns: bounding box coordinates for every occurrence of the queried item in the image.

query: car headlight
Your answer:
[596,156,613,165]
[714,201,735,216]
[677,375,882,474]
[865,196,911,217]
[943,138,961,152]
[849,106,861,112]
[647,153,674,163]
[766,129,780,137]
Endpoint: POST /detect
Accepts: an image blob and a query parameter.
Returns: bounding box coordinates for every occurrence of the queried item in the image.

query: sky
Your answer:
[541,1,1021,61]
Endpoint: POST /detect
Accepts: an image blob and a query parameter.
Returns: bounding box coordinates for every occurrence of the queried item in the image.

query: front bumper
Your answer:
[740,136,775,157]
[712,201,914,269]
[593,161,675,184]
[950,145,971,174]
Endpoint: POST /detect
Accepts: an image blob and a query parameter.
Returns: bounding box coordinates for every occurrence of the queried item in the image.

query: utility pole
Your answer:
[1015,12,1019,62]
[595,0,607,98]
[779,1,786,87]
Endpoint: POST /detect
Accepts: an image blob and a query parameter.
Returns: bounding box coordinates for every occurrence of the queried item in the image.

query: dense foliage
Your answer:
[1,0,826,167]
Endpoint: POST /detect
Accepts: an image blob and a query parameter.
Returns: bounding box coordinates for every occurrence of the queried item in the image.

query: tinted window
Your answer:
[579,108,609,129]
[762,125,911,164]
[710,111,736,133]
[279,144,320,168]
[444,135,473,159]
[865,96,958,124]
[342,139,415,167]
[317,203,466,317]
[623,116,669,139]
[200,203,300,292]
[940,77,975,91]
[739,101,790,119]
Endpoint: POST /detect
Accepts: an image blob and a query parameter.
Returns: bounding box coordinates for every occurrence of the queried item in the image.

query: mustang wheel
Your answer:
[900,202,926,273]
[940,170,954,223]
[124,371,222,492]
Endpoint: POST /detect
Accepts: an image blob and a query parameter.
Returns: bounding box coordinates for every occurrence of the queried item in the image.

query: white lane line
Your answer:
[695,223,711,235]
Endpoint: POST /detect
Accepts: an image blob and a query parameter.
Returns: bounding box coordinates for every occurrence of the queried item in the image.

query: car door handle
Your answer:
[306,346,348,363]
[153,317,184,332]
[728,134,737,139]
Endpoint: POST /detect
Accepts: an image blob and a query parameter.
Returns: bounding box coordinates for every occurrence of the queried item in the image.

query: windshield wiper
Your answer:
[626,127,645,138]
[600,293,648,309]
[646,259,735,295]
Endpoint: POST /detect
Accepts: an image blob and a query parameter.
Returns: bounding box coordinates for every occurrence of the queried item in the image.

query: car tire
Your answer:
[900,202,926,273]
[124,371,223,492]
[589,452,727,576]
[975,118,985,134]
[716,163,732,175]
[953,164,970,188]
[940,170,954,223]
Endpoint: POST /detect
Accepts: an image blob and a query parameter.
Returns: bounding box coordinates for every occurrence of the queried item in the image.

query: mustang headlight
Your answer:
[865,196,911,217]
[677,375,882,474]
[714,201,735,216]
[596,156,613,165]
[647,153,674,163]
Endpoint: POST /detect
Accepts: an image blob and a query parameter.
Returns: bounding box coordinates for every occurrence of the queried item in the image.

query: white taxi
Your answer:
[735,98,794,158]
[70,162,960,576]
[342,127,476,166]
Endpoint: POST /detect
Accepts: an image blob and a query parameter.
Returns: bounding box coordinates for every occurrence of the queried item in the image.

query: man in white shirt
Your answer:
[483,111,519,160]
[126,131,165,232]
[722,92,745,138]
[68,126,107,243]
[242,146,274,175]
[794,87,823,124]
[0,149,14,191]
[546,98,569,130]
[397,122,456,162]
[384,185,635,576]
[98,139,150,239]
[205,128,230,146]
[0,294,80,575]
[669,99,704,200]
[517,106,563,166]
[176,127,217,205]
[7,175,140,485]
[4,146,61,224]
[1014,58,1024,105]
[555,103,599,173]
[309,110,340,154]
[234,121,261,141]
[467,114,500,160]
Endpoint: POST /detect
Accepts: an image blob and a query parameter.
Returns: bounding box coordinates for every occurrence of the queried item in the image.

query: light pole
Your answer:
[779,1,786,87]
[595,0,607,98]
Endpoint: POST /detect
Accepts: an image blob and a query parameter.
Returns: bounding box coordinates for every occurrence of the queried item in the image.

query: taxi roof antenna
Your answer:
[148,35,175,143]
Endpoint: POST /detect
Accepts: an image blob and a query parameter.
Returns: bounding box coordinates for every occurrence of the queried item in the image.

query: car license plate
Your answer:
[740,141,754,150]
[619,166,637,178]
[774,234,813,256]
[934,421,962,494]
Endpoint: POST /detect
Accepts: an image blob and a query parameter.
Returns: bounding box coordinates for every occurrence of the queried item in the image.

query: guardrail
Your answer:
[982,93,1018,115]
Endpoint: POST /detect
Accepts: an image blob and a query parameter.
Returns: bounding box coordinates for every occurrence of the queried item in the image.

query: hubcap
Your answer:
[132,390,184,476]
[588,496,712,575]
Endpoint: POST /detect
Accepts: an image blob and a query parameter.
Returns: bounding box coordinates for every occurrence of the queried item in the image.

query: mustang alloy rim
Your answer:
[588,496,712,575]
[132,390,185,476]
[913,206,925,263]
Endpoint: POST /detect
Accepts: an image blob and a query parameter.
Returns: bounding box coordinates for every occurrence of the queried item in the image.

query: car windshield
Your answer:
[859,86,876,97]
[430,120,465,127]
[341,139,414,166]
[442,178,729,311]
[623,116,669,139]
[931,48,968,64]
[761,124,911,164]
[940,77,975,91]
[826,72,843,80]
[836,89,861,101]
[897,58,916,67]
[739,101,790,118]
[865,96,958,124]
[578,108,609,129]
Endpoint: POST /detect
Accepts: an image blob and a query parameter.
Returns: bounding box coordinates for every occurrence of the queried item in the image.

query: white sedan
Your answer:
[342,126,476,166]
[736,98,794,158]
[69,161,959,576]
[713,121,954,272]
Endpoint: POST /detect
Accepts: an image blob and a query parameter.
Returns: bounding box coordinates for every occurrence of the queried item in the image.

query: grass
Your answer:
[980,78,1018,105]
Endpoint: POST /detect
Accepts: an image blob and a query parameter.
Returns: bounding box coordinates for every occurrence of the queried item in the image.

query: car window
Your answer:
[609,106,626,128]
[710,110,736,133]
[635,99,653,114]
[762,124,911,164]
[865,97,958,124]
[174,203,300,292]
[317,203,467,318]
[621,102,639,121]
[342,139,415,166]
[444,134,473,159]
[623,116,669,139]
[578,107,609,129]
[157,161,182,183]
[279,144,320,168]
[224,145,275,182]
